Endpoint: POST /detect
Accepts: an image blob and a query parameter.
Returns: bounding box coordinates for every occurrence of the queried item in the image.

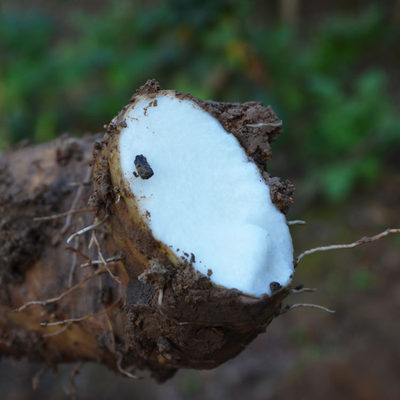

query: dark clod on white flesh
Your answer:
[134,154,154,179]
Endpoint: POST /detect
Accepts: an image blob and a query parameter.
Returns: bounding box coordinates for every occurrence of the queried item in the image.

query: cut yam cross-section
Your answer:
[116,92,293,296]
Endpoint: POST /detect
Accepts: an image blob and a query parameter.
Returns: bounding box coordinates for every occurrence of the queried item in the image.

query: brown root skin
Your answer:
[0,81,294,382]
[0,134,131,372]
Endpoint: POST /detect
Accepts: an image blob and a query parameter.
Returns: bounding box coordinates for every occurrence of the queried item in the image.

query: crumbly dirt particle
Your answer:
[134,155,154,179]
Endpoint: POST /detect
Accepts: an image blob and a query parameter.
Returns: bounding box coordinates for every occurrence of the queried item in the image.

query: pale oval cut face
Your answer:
[119,93,294,297]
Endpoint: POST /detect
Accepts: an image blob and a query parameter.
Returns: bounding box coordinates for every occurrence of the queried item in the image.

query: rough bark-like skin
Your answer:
[0,134,127,372]
[0,80,294,382]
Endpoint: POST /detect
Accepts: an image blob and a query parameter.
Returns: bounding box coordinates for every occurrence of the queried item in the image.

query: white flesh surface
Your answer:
[119,93,293,296]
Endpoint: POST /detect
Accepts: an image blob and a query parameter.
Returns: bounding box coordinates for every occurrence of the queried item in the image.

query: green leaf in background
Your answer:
[1,2,399,203]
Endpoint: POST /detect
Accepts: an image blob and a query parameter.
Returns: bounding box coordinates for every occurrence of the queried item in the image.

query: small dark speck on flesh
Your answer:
[134,154,154,179]
[269,281,282,292]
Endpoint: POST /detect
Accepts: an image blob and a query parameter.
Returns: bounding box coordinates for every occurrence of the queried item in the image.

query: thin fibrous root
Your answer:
[295,228,400,266]
[117,353,143,380]
[287,220,306,226]
[105,312,117,353]
[66,215,108,244]
[40,301,119,327]
[69,361,83,400]
[245,121,283,128]
[290,287,317,294]
[67,181,91,187]
[32,364,48,390]
[42,322,72,338]
[52,366,69,396]
[80,255,124,268]
[68,238,79,288]
[61,166,92,234]
[66,244,91,261]
[282,303,335,314]
[14,267,107,312]
[158,288,164,306]
[33,207,95,222]
[92,231,122,284]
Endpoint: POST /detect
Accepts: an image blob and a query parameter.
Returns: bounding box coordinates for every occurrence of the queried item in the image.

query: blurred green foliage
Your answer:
[0,1,399,203]
[350,268,376,292]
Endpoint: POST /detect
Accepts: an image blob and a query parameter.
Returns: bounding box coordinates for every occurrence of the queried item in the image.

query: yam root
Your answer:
[0,80,296,381]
